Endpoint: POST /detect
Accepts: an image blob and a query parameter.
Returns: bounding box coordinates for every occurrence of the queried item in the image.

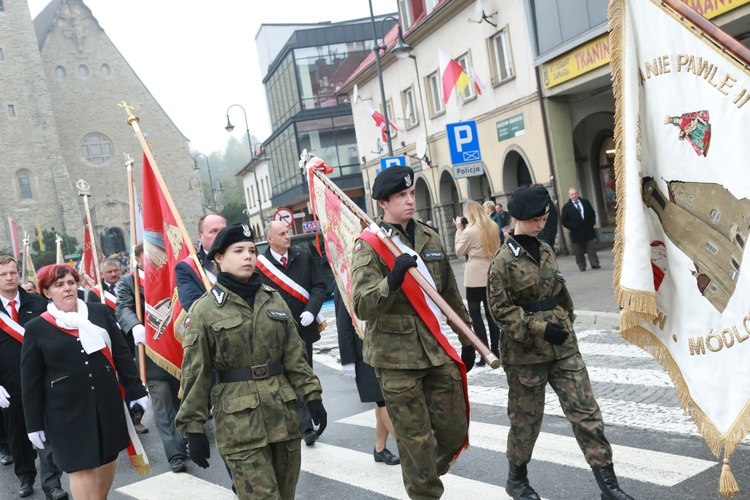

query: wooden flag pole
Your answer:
[77,180,104,295]
[118,101,212,292]
[126,154,147,384]
[21,234,28,281]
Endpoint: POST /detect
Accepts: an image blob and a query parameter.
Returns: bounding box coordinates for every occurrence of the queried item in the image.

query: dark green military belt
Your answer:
[217,363,283,382]
[518,297,557,313]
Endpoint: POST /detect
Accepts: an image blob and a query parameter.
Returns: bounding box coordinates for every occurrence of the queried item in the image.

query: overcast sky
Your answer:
[27,0,396,154]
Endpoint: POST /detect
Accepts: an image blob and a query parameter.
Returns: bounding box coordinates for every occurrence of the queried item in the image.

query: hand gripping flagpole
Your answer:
[302,151,500,369]
[117,101,212,293]
[125,154,147,384]
[77,180,104,296]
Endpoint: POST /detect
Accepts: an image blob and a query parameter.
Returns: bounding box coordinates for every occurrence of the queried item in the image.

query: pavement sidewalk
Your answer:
[450,243,621,328]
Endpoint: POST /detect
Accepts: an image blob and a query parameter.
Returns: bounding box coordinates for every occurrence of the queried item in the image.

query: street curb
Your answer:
[574,310,620,329]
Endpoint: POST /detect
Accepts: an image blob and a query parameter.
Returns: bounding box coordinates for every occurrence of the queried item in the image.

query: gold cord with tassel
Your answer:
[720,456,739,498]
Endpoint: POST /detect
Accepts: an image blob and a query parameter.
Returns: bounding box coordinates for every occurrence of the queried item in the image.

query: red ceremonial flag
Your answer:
[140,153,188,377]
[439,49,473,104]
[80,215,98,289]
[7,217,19,260]
[366,104,400,144]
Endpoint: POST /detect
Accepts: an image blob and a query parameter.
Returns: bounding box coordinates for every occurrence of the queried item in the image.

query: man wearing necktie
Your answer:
[561,187,600,272]
[87,258,121,304]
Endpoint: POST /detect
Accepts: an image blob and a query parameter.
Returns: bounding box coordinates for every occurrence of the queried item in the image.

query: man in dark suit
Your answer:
[259,221,327,446]
[86,258,121,306]
[561,187,600,271]
[0,255,68,499]
[116,243,188,473]
[175,214,227,312]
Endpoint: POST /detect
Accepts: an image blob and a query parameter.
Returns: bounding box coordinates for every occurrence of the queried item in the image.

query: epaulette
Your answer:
[506,239,523,258]
[261,284,276,293]
[210,285,226,305]
[379,221,394,237]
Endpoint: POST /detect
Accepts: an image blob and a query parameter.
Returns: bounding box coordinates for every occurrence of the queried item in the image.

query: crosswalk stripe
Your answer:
[115,471,235,499]
[480,364,674,387]
[301,441,517,499]
[337,411,715,487]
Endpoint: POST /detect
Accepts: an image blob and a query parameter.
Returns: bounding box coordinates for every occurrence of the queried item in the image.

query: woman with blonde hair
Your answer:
[453,200,502,365]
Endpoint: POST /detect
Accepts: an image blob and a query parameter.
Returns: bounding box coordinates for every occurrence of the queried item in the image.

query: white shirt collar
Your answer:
[1,292,21,310]
[269,249,288,264]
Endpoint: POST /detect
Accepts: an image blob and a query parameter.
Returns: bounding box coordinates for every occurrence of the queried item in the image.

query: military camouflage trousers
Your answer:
[376,363,468,500]
[223,438,301,500]
[503,353,612,468]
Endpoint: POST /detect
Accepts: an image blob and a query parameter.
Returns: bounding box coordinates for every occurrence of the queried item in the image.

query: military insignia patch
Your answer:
[404,174,412,187]
[553,269,565,282]
[423,250,443,261]
[354,242,362,253]
[211,286,226,305]
[507,240,522,257]
[261,284,276,293]
[266,309,290,320]
[242,224,252,237]
[184,316,191,328]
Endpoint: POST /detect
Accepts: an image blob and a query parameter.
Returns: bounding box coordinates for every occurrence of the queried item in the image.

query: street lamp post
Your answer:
[368,1,395,156]
[188,177,206,215]
[225,104,265,225]
[192,152,217,212]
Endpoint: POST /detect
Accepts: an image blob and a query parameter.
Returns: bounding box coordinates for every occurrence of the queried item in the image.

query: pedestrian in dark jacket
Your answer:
[561,187,600,271]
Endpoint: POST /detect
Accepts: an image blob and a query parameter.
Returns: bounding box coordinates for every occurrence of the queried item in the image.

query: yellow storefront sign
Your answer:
[542,0,750,89]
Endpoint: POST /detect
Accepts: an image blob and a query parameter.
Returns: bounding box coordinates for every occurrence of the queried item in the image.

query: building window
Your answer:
[398,0,413,30]
[386,100,397,140]
[0,1,4,12]
[426,71,444,117]
[81,133,112,165]
[18,173,32,199]
[264,176,270,201]
[456,53,477,102]
[401,86,418,128]
[55,66,66,78]
[78,64,89,77]
[489,27,514,85]
[7,104,15,118]
[101,64,110,76]
[425,0,439,14]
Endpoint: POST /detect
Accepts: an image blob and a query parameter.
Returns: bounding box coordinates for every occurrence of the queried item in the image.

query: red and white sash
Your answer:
[0,311,24,343]
[256,255,325,326]
[358,229,470,458]
[40,312,151,475]
[87,287,117,311]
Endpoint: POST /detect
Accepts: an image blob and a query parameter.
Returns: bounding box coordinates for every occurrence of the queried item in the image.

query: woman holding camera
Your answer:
[453,200,502,364]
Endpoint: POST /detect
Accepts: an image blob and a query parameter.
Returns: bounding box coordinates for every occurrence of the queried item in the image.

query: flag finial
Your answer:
[117,101,139,125]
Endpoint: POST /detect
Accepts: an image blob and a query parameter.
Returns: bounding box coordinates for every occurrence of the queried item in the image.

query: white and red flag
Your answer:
[140,153,188,378]
[366,104,400,144]
[439,49,481,104]
[7,217,19,260]
[610,0,750,495]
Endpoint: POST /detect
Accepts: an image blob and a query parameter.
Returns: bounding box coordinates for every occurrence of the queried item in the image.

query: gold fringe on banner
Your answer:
[145,344,181,380]
[130,453,152,476]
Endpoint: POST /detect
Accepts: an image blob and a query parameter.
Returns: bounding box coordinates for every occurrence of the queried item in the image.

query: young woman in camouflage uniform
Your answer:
[487,186,633,500]
[175,223,326,499]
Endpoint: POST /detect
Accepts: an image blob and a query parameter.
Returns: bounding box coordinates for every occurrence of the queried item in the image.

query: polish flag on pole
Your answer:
[7,217,19,260]
[439,49,473,104]
[366,104,400,143]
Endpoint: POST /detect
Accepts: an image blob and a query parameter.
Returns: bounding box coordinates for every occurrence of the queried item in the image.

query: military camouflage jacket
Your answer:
[487,234,579,365]
[351,218,471,370]
[175,283,322,455]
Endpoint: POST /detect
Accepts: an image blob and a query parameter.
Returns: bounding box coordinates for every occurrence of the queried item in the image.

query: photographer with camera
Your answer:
[453,201,502,363]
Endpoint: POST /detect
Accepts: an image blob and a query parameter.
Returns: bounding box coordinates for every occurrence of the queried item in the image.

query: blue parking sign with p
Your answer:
[446,121,481,165]
[380,156,407,170]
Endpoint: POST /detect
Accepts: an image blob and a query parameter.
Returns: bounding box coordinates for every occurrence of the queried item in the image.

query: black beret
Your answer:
[206,223,255,261]
[371,166,415,200]
[507,186,552,220]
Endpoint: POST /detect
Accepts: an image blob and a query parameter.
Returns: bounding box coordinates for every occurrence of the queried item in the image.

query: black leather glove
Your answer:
[387,254,418,290]
[461,346,475,372]
[544,323,569,346]
[188,433,211,468]
[307,399,328,437]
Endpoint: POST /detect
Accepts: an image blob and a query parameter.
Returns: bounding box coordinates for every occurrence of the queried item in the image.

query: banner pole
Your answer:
[125,155,147,384]
[77,181,104,296]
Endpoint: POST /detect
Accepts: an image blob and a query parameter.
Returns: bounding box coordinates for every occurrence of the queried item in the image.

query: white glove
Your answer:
[0,386,9,408]
[132,324,146,346]
[341,363,356,379]
[28,430,46,450]
[129,395,149,413]
[300,311,314,327]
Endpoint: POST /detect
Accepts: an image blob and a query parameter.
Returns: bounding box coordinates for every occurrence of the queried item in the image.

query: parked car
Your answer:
[254,231,335,296]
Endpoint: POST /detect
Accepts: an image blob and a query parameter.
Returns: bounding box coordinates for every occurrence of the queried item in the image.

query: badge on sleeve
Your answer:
[553,269,565,282]
[354,242,362,253]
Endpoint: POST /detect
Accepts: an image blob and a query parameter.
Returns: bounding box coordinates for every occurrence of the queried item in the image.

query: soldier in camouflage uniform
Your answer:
[175,223,327,500]
[351,166,474,499]
[487,186,633,500]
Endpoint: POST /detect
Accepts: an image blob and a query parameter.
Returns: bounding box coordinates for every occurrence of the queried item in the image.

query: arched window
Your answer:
[18,172,32,199]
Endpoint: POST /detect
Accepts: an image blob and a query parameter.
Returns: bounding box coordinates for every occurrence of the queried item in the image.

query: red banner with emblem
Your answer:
[80,214,100,289]
[141,153,187,378]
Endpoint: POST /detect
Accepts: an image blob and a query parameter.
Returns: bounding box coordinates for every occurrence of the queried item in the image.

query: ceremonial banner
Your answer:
[23,250,37,284]
[140,153,187,378]
[80,217,98,289]
[610,0,750,495]
[7,217,19,260]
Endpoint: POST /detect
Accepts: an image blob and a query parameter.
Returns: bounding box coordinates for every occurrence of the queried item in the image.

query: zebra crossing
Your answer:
[113,302,725,499]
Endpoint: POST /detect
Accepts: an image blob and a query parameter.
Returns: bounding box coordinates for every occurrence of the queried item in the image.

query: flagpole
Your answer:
[77,180,104,295]
[21,234,28,279]
[117,102,212,292]
[303,152,500,369]
[55,234,63,265]
[125,155,148,384]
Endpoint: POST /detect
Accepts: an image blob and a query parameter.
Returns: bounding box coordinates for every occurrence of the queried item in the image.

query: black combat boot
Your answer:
[592,463,634,499]
[506,461,541,500]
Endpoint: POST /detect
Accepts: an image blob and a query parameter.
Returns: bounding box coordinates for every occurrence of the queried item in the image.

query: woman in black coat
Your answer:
[21,265,148,500]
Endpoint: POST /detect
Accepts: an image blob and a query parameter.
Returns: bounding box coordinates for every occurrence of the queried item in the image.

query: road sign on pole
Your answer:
[273,207,294,227]
[446,121,481,165]
[379,156,407,170]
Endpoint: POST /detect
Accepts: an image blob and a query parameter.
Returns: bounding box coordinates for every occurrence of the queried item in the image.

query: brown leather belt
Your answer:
[217,363,283,383]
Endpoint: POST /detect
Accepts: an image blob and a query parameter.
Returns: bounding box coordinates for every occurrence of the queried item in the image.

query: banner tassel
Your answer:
[720,456,739,499]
